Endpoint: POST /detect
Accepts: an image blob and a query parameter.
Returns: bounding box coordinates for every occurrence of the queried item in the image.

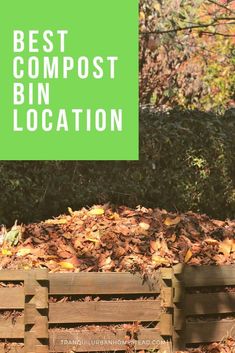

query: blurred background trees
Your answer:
[139,0,235,112]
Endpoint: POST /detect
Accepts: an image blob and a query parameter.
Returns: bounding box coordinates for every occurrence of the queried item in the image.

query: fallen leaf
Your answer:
[4,222,22,246]
[98,255,114,270]
[164,216,181,226]
[152,254,169,265]
[150,239,161,252]
[219,238,233,256]
[1,249,12,256]
[86,237,100,243]
[139,11,145,21]
[139,222,150,231]
[68,207,73,215]
[232,240,235,252]
[89,208,104,216]
[108,212,120,220]
[59,261,74,269]
[204,238,219,245]
[45,219,67,225]
[184,249,193,263]
[113,246,125,258]
[153,2,161,12]
[16,248,32,257]
[74,239,82,248]
[169,234,177,242]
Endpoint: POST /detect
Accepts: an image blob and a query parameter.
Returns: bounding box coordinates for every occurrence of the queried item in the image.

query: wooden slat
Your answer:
[161,268,172,280]
[186,320,235,343]
[49,328,165,352]
[185,292,235,315]
[0,316,24,338]
[174,309,185,331]
[172,272,186,351]
[24,271,49,353]
[176,265,235,287]
[0,288,24,309]
[0,288,48,310]
[49,300,161,323]
[0,269,49,282]
[0,270,26,281]
[160,313,172,336]
[49,272,160,295]
[161,287,172,308]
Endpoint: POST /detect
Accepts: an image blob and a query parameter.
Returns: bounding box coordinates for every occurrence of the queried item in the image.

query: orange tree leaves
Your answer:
[139,0,235,112]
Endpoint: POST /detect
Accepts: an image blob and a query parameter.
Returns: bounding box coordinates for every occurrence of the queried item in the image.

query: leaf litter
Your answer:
[0,205,234,273]
[0,205,235,352]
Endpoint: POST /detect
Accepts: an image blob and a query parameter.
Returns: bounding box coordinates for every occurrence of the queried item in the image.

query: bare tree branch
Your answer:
[201,30,235,37]
[140,19,235,36]
[206,0,235,14]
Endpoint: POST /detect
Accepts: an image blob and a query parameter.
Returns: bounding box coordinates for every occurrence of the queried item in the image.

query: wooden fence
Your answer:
[0,265,235,353]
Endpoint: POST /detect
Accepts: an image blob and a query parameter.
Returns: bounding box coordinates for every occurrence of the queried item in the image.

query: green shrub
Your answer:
[0,109,234,224]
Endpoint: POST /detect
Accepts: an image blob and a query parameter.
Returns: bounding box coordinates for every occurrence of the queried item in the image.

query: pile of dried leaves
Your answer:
[0,205,234,273]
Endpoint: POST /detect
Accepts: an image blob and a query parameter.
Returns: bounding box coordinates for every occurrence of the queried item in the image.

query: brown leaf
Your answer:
[219,238,233,256]
[150,239,161,252]
[139,222,150,231]
[152,254,169,265]
[204,238,219,245]
[16,248,32,257]
[184,249,193,263]
[164,216,181,226]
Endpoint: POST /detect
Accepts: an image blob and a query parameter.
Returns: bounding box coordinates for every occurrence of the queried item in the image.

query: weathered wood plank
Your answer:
[160,313,172,336]
[49,300,161,324]
[0,269,49,282]
[186,320,235,343]
[0,288,24,309]
[176,265,235,287]
[0,270,26,281]
[172,271,186,351]
[0,317,24,338]
[185,292,235,315]
[49,272,160,295]
[24,271,49,353]
[174,309,185,331]
[0,287,50,310]
[49,328,165,352]
[161,287,172,308]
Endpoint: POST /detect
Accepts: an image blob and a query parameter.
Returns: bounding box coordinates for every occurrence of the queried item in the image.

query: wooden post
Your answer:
[24,269,49,353]
[159,268,173,353]
[172,264,186,351]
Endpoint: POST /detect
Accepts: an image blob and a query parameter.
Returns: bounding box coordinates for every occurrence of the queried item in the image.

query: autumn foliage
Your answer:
[0,204,234,272]
[139,0,235,112]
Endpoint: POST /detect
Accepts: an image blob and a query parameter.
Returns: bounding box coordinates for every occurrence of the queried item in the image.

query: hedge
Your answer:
[0,109,234,225]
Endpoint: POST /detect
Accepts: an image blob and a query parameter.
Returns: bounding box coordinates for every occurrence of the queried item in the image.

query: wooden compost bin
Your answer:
[0,265,235,352]
[172,264,235,350]
[0,269,172,353]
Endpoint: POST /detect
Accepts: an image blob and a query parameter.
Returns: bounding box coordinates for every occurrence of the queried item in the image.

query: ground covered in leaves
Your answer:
[0,206,234,352]
[0,205,234,272]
